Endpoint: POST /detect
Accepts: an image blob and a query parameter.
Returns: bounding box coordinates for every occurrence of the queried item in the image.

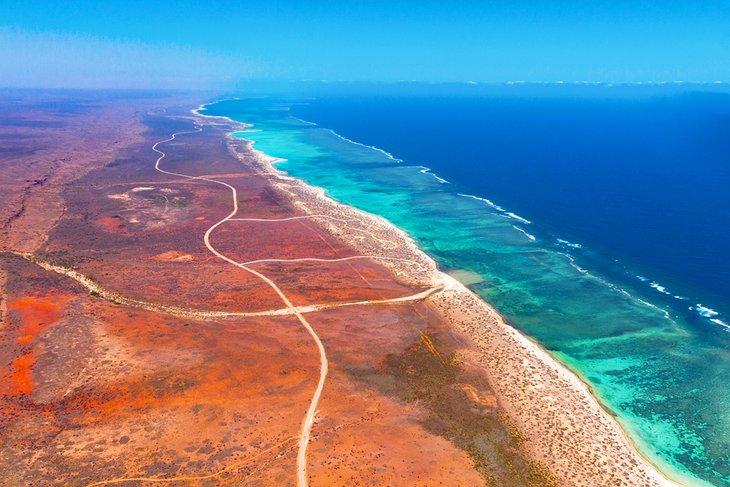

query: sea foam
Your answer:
[418,166,450,184]
[293,116,404,162]
[557,238,582,249]
[650,282,672,295]
[505,212,532,224]
[513,225,537,241]
[324,127,403,162]
[696,304,719,318]
[559,253,675,323]
[457,193,505,211]
[710,318,730,331]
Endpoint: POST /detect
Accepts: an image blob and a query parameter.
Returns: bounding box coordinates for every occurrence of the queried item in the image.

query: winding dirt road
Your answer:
[13,251,440,320]
[151,126,328,487]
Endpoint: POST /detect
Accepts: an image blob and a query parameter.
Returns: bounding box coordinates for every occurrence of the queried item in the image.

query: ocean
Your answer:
[203,84,730,486]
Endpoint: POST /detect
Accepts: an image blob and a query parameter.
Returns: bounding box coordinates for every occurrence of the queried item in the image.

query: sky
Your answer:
[1,0,729,89]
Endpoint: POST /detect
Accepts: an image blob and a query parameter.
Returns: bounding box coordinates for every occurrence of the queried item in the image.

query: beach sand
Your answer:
[195,105,683,487]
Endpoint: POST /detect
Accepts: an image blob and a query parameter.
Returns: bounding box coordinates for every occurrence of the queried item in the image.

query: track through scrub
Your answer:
[240,254,430,271]
[84,437,298,486]
[151,126,325,487]
[79,122,443,486]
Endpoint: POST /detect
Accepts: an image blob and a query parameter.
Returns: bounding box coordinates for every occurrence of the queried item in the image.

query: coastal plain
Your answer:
[0,91,678,486]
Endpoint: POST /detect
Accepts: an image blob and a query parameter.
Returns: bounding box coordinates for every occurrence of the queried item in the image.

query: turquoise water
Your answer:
[203,97,730,486]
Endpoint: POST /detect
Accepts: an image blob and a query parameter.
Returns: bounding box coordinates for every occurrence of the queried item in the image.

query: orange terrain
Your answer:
[0,91,554,486]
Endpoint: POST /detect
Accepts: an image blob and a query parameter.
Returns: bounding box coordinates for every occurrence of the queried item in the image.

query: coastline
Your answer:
[192,103,686,486]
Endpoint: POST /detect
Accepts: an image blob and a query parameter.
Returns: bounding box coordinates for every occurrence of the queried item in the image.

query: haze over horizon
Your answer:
[2,0,729,89]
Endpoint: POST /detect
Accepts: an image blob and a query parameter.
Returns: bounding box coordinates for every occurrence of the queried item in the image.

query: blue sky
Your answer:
[1,0,729,88]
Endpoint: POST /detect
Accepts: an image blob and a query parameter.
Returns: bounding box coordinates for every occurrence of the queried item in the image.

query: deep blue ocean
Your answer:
[205,85,730,486]
[293,88,730,326]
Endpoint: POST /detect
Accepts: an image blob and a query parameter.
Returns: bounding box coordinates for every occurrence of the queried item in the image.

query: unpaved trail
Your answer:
[11,251,439,320]
[151,126,326,487]
[67,122,441,486]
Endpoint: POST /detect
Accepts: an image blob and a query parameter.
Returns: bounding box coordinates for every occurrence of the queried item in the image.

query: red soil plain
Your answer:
[0,91,554,486]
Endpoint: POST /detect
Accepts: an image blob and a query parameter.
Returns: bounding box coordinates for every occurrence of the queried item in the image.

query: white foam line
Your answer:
[294,121,404,163]
[556,238,582,249]
[458,192,532,224]
[417,166,450,184]
[327,129,403,162]
[457,193,505,211]
[505,212,532,224]
[512,225,536,241]
[459,193,678,325]
[296,118,318,126]
[650,282,672,295]
[710,318,730,331]
[696,304,719,317]
[560,253,676,324]
[563,253,589,274]
[692,304,730,331]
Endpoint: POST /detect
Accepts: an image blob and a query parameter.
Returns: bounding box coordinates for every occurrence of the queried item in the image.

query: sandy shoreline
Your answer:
[192,103,684,486]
